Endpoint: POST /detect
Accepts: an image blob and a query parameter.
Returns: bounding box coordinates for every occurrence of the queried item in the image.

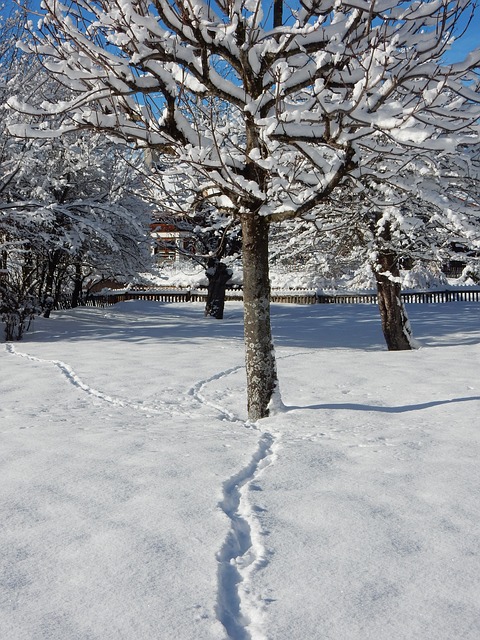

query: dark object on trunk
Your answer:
[205,260,233,319]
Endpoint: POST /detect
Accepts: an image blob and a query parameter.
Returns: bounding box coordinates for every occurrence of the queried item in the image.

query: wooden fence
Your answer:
[86,287,480,307]
[317,289,480,304]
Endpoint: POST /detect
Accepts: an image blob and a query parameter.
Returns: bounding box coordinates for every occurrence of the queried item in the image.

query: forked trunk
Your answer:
[241,213,277,420]
[374,251,414,351]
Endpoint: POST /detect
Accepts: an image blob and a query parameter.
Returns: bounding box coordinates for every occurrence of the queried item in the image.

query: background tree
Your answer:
[278,164,480,351]
[0,7,42,338]
[9,0,480,416]
[319,147,480,349]
[1,129,151,312]
[1,19,150,338]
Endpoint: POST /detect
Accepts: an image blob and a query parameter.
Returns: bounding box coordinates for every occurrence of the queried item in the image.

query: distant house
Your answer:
[145,149,197,263]
[443,241,479,278]
[150,220,196,263]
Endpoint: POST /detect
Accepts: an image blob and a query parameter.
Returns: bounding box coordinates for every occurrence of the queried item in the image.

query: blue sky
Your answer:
[442,6,480,62]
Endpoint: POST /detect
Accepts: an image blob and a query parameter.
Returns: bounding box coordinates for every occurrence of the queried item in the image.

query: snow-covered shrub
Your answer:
[457,264,480,285]
[401,263,448,290]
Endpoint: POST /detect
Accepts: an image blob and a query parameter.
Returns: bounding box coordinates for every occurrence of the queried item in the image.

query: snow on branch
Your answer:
[3,0,478,226]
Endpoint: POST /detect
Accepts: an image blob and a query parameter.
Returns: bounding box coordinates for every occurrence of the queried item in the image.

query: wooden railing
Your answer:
[85,287,480,307]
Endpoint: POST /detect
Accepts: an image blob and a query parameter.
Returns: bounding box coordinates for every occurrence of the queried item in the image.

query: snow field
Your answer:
[1,301,479,640]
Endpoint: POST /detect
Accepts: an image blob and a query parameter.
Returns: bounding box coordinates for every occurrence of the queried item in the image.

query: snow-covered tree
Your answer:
[9,0,480,416]
[0,8,43,338]
[1,17,151,338]
[277,162,480,350]
[311,143,480,349]
[1,128,151,313]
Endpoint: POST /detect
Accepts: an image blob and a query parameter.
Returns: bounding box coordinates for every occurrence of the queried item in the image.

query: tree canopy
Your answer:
[7,0,480,415]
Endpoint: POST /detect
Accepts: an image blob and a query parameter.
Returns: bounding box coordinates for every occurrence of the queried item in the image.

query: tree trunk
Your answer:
[71,262,83,308]
[42,295,54,318]
[373,251,414,351]
[273,0,283,27]
[241,213,277,420]
[204,260,232,319]
[42,251,59,317]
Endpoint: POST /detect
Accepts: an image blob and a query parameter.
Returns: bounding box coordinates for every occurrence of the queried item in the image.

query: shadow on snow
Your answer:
[17,300,480,351]
[284,396,480,414]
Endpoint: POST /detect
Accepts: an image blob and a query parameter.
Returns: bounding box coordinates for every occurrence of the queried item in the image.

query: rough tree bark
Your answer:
[373,250,414,351]
[241,212,277,420]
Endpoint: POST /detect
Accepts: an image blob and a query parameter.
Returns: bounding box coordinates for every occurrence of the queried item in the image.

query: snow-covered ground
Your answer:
[1,300,479,640]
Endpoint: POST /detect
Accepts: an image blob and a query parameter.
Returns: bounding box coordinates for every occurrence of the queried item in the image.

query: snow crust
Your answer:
[1,301,479,639]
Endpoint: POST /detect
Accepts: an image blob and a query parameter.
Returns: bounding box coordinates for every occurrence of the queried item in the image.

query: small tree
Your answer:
[10,0,480,416]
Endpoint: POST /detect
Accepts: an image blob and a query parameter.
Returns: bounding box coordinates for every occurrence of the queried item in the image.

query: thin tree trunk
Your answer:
[241,212,277,420]
[42,251,60,317]
[374,250,414,351]
[71,262,83,308]
[273,0,283,27]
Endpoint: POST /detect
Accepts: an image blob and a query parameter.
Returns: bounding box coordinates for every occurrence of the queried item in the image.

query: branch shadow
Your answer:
[285,396,480,414]
[19,300,480,350]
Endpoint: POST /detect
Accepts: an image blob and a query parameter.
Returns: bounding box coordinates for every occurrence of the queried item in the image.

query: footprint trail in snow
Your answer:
[5,341,280,639]
[188,364,245,423]
[4,344,186,417]
[216,431,279,640]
